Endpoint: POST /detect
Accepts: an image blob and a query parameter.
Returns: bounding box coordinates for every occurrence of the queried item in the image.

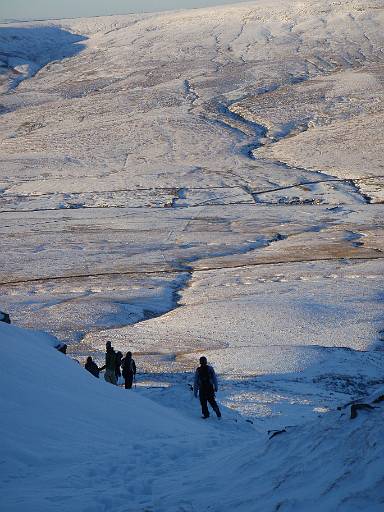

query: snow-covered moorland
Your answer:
[1,0,384,509]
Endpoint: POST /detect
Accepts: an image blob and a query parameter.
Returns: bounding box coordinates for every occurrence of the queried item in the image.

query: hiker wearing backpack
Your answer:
[194,356,221,419]
[85,356,100,378]
[122,351,136,389]
[104,341,117,385]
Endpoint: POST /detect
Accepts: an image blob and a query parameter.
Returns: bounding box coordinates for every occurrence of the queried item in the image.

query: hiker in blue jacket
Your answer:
[194,356,221,419]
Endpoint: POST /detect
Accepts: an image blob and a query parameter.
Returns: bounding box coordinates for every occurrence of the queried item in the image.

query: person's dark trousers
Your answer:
[124,373,134,389]
[199,391,221,418]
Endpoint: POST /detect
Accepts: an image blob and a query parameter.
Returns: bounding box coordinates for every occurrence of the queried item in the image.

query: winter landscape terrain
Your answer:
[0,0,384,510]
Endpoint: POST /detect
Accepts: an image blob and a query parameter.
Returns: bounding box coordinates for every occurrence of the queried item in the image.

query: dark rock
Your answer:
[55,343,67,354]
[268,429,287,439]
[0,311,11,324]
[350,403,376,419]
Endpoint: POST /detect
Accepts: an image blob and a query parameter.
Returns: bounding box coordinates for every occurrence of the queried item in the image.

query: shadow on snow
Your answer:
[0,25,87,89]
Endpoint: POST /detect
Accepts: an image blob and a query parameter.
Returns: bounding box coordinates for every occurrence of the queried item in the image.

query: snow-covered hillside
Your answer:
[0,0,384,507]
[0,322,383,511]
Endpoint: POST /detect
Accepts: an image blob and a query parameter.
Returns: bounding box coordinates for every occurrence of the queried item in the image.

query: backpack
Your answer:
[198,365,213,390]
[105,349,116,371]
[123,358,135,375]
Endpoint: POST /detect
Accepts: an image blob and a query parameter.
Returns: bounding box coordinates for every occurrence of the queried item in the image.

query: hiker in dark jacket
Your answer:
[85,356,100,378]
[104,341,117,385]
[122,351,136,389]
[115,351,123,382]
[194,356,221,419]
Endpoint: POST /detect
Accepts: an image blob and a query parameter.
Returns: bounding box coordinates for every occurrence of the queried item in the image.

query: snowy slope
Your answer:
[0,321,209,510]
[1,322,383,511]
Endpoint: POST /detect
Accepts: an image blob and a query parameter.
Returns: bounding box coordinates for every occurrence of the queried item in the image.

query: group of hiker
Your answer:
[85,341,137,389]
[2,307,220,418]
[4,307,221,419]
[4,306,221,418]
[85,343,221,419]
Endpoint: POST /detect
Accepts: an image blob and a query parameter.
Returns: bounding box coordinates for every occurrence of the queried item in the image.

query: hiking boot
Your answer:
[201,415,209,419]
